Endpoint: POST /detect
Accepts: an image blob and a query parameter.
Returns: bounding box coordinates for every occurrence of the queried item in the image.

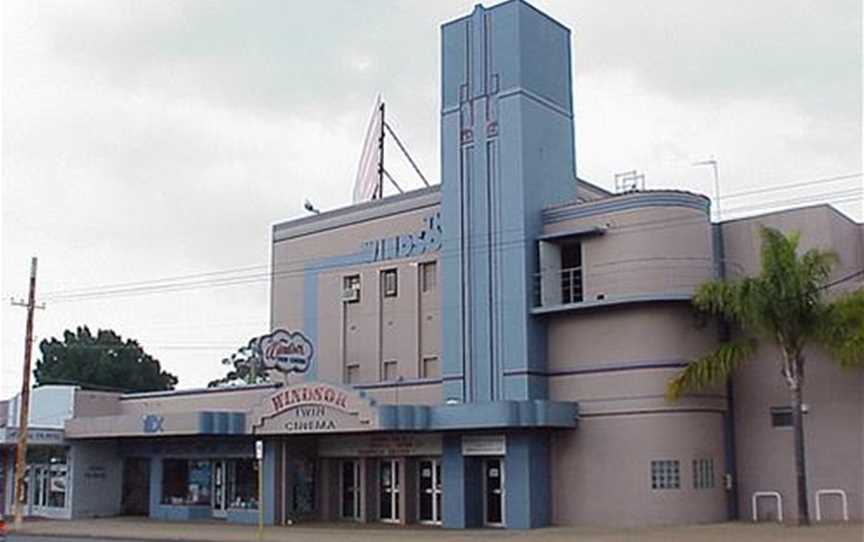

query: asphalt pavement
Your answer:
[9,538,146,542]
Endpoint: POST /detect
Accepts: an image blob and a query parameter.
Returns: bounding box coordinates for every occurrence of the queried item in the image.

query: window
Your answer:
[227,459,259,509]
[560,242,583,304]
[420,262,437,293]
[343,275,361,303]
[421,356,439,379]
[162,459,212,505]
[650,460,680,490]
[25,447,68,509]
[692,458,715,489]
[382,269,398,297]
[346,364,360,384]
[383,360,398,381]
[292,458,316,514]
[770,406,793,428]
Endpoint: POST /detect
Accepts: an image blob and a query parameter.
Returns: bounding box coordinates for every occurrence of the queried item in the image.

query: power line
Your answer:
[17,183,862,304]
[36,194,861,303]
[33,172,859,299]
[719,172,862,200]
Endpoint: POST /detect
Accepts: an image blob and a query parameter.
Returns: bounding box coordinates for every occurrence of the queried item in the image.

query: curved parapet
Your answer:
[536,191,715,313]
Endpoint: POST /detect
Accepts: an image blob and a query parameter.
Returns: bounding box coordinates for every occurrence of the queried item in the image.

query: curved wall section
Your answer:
[547,304,724,413]
[541,192,714,304]
[546,303,728,526]
[551,411,727,526]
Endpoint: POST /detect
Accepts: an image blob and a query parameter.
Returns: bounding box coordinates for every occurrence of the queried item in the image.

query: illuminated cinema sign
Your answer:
[360,212,442,263]
[257,329,314,374]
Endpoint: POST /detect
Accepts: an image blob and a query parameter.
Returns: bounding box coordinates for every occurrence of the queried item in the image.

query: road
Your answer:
[9,537,146,542]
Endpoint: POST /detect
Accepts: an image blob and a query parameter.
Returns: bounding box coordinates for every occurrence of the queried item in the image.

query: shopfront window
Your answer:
[26,446,68,509]
[227,459,259,509]
[292,458,316,515]
[161,459,212,505]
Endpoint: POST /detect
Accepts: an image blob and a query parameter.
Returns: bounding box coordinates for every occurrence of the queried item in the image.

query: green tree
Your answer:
[667,226,863,526]
[207,342,270,388]
[35,326,178,392]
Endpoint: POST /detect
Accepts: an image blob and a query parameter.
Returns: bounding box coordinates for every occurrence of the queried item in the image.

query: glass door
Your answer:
[418,459,442,525]
[32,465,48,511]
[379,459,400,523]
[211,460,227,518]
[483,459,504,527]
[341,460,361,520]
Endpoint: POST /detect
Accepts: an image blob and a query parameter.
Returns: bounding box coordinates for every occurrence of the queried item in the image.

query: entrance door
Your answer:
[341,460,361,520]
[121,458,151,515]
[483,459,504,527]
[211,460,228,519]
[31,465,48,512]
[379,459,400,523]
[418,459,442,524]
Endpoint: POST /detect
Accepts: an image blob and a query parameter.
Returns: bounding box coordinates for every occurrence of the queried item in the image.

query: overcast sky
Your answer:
[1,0,861,396]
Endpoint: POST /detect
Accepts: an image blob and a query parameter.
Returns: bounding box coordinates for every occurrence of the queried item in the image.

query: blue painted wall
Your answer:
[441,434,483,528]
[262,441,278,525]
[441,0,578,403]
[505,432,550,528]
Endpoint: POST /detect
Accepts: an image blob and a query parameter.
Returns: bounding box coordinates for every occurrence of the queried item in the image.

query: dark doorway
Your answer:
[483,458,504,526]
[122,458,151,515]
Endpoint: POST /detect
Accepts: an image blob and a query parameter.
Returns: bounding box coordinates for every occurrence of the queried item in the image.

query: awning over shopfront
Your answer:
[63,381,578,439]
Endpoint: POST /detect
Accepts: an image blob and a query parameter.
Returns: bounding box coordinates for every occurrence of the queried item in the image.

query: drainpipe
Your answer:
[713,223,738,520]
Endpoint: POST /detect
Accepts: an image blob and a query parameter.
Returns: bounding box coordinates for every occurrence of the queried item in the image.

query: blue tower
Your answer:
[440,0,578,403]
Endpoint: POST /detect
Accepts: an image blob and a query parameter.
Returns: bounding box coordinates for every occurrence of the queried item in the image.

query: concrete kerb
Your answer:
[7,519,864,542]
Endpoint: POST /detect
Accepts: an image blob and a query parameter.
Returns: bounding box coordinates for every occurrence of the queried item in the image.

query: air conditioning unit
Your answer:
[341,287,360,303]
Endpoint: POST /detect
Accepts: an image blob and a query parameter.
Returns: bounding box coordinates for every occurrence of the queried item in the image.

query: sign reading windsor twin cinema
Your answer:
[249,329,379,435]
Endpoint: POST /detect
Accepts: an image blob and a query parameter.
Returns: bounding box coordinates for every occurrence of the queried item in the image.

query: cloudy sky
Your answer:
[1,0,861,396]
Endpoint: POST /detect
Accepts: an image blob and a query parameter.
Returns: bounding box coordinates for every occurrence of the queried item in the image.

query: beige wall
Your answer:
[271,192,443,406]
[551,412,727,526]
[722,206,864,522]
[118,385,276,416]
[544,201,714,302]
[74,391,121,417]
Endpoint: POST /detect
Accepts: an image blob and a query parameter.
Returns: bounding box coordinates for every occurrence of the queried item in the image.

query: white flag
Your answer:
[352,95,383,203]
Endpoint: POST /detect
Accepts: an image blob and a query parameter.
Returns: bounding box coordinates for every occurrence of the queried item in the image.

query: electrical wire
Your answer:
[33,172,861,299]
[11,181,861,305]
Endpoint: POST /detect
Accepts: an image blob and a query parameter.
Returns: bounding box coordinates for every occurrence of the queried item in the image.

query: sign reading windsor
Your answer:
[245,328,380,435]
[251,381,378,435]
[256,329,314,374]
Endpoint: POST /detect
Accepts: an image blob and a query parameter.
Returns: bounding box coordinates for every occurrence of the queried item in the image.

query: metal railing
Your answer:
[533,260,718,309]
[533,267,583,307]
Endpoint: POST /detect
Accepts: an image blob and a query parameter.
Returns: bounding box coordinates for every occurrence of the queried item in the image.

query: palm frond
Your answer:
[818,289,864,367]
[666,337,757,400]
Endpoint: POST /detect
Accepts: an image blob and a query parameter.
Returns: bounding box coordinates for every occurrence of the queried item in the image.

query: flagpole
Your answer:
[376,101,385,199]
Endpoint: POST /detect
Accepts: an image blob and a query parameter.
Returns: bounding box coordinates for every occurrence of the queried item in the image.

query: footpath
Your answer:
[6,517,863,542]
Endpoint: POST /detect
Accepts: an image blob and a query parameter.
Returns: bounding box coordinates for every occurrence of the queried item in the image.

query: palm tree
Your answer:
[667,226,864,526]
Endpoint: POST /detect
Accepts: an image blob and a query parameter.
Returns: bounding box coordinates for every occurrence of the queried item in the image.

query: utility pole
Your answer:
[10,257,45,528]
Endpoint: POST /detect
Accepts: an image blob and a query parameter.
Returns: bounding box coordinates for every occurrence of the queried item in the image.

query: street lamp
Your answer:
[693,159,721,221]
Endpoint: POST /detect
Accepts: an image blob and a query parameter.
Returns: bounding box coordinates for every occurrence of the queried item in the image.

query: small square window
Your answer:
[345,364,360,384]
[420,262,437,293]
[343,275,361,303]
[421,356,439,379]
[382,269,398,298]
[650,460,680,490]
[770,406,793,428]
[383,360,398,381]
[692,458,715,489]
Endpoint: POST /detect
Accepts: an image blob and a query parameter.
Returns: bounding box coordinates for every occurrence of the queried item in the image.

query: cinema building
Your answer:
[2,0,862,529]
